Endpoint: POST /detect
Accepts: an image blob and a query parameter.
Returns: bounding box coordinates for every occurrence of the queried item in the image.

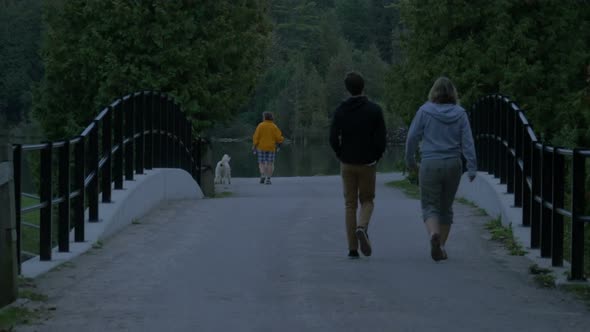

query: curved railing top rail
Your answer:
[472,94,590,155]
[11,90,203,270]
[16,91,180,152]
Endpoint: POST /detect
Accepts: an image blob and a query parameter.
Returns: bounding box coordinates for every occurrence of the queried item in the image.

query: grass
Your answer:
[214,191,233,198]
[455,197,477,207]
[533,274,557,288]
[528,263,557,288]
[131,218,141,225]
[18,289,48,303]
[385,179,420,199]
[21,195,40,256]
[0,278,48,330]
[455,197,488,216]
[0,307,40,330]
[485,218,527,256]
[562,284,590,307]
[92,240,103,249]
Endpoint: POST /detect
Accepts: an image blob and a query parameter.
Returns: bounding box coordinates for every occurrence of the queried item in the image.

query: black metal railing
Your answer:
[471,94,590,280]
[12,91,203,271]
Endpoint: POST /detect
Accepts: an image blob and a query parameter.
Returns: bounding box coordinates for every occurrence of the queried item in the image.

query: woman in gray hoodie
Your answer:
[405,77,477,261]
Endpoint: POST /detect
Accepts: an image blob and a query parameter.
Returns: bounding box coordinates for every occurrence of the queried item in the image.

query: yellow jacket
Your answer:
[253,120,284,152]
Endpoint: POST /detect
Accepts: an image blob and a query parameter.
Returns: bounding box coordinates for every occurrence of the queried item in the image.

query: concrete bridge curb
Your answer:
[21,168,204,278]
[457,172,575,286]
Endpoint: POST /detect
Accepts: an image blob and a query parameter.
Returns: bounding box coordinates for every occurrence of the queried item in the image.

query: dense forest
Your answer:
[1,0,590,147]
[0,0,42,128]
[214,0,399,142]
[387,0,590,147]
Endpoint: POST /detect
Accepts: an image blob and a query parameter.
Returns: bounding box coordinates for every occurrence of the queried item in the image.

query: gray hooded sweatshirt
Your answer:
[405,101,477,177]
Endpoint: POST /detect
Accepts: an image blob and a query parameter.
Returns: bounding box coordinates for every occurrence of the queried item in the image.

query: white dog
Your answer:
[214,154,231,184]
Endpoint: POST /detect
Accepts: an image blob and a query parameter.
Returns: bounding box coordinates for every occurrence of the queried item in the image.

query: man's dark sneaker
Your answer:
[348,250,359,258]
[260,177,265,184]
[265,177,272,185]
[355,226,372,256]
[430,233,443,261]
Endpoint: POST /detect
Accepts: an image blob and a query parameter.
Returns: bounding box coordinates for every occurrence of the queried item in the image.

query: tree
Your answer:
[386,0,590,146]
[35,0,271,140]
[0,0,43,126]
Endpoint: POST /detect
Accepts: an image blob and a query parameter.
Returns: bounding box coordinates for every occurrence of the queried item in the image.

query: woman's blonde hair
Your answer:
[428,77,458,104]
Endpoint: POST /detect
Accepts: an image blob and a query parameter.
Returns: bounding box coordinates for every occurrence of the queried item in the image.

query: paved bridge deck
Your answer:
[17,173,590,331]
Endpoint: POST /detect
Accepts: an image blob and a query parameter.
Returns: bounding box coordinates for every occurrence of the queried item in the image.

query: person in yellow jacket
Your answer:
[252,112,284,184]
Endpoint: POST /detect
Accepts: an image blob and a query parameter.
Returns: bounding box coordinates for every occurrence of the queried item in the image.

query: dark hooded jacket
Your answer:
[329,96,387,164]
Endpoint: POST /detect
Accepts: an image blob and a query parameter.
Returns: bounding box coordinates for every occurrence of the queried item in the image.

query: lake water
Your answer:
[210,141,405,177]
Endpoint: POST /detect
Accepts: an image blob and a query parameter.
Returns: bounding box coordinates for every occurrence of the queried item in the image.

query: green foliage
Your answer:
[533,274,556,288]
[385,178,420,199]
[562,284,590,307]
[387,1,590,146]
[485,218,527,256]
[216,0,399,140]
[35,0,271,140]
[0,306,39,329]
[0,0,43,127]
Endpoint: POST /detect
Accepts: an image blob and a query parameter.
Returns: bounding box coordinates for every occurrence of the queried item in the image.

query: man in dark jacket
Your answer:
[329,72,387,258]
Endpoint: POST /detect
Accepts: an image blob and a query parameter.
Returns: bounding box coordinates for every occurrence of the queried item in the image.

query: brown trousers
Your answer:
[341,163,376,250]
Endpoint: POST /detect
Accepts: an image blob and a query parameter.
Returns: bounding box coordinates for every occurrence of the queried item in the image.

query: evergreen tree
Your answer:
[386,0,590,145]
[35,0,271,139]
[0,0,43,126]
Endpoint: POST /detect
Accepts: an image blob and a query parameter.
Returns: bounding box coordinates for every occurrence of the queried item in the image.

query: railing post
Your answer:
[570,149,586,280]
[195,138,202,185]
[0,144,18,307]
[73,136,85,242]
[136,93,145,175]
[58,140,70,252]
[174,104,181,168]
[513,109,523,207]
[102,108,112,202]
[145,92,154,170]
[551,148,564,267]
[162,95,169,168]
[522,127,533,227]
[125,97,135,180]
[88,124,99,222]
[171,103,176,168]
[540,145,552,258]
[485,97,493,173]
[184,118,190,173]
[114,100,124,189]
[168,99,174,167]
[506,100,515,194]
[39,142,53,261]
[12,145,22,271]
[494,97,501,178]
[530,142,541,248]
[499,98,507,184]
[153,93,162,168]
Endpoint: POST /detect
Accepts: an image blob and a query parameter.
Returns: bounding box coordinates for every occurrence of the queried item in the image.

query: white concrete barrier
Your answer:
[456,171,572,284]
[22,168,203,278]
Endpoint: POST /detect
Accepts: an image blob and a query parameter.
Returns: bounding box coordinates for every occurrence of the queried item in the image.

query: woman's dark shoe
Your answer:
[348,250,360,258]
[260,177,265,184]
[430,234,443,261]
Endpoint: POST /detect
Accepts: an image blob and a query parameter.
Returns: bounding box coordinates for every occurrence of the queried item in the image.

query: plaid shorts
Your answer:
[257,150,276,163]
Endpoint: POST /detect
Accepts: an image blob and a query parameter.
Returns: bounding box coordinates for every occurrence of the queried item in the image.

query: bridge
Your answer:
[1,92,590,331]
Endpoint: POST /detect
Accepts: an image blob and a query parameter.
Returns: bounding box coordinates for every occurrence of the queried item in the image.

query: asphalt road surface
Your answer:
[16,174,590,332]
